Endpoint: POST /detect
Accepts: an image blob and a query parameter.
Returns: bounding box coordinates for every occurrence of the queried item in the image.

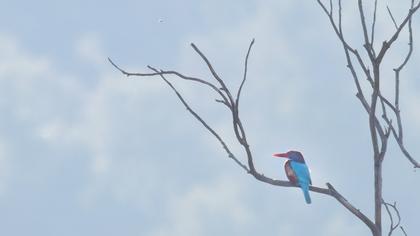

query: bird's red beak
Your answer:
[273,153,289,158]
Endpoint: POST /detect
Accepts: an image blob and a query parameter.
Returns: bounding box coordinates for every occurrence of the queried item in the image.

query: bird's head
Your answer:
[273,150,305,163]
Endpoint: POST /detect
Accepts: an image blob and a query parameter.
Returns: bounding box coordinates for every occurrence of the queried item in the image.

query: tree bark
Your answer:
[371,64,382,236]
[374,159,382,236]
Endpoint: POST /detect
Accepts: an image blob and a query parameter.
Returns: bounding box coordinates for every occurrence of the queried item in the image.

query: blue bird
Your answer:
[273,151,312,204]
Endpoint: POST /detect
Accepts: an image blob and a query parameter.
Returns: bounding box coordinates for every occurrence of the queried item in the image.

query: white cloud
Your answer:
[0,33,174,212]
[0,33,87,193]
[324,213,367,236]
[0,34,85,129]
[37,120,67,141]
[148,176,253,236]
[75,33,107,66]
[0,34,49,80]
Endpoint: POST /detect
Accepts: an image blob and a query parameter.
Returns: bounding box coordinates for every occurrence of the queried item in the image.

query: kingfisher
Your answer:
[273,151,312,204]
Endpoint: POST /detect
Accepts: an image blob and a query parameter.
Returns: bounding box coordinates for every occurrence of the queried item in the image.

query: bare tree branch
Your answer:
[358,0,370,45]
[328,183,378,235]
[317,0,420,235]
[189,43,257,172]
[386,0,420,168]
[358,0,376,60]
[401,226,408,236]
[190,43,235,105]
[371,0,379,49]
[252,174,377,234]
[148,66,249,173]
[108,57,231,107]
[382,199,403,236]
[236,38,255,113]
[317,0,374,88]
[377,1,420,63]
[319,0,386,141]
[329,0,333,15]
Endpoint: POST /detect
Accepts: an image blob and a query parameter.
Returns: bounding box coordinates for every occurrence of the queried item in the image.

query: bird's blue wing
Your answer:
[290,162,312,204]
[290,162,311,185]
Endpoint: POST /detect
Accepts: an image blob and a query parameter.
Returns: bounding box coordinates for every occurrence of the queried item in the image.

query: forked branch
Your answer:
[377,1,420,63]
[382,199,404,236]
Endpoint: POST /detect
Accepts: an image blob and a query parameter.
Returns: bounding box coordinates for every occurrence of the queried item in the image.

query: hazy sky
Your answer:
[1,1,419,235]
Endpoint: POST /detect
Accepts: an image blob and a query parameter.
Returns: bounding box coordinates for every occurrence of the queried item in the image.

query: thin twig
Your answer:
[401,226,408,236]
[371,0,378,48]
[377,1,420,62]
[318,0,373,83]
[236,38,255,113]
[190,43,235,105]
[358,0,370,44]
[358,0,375,60]
[382,199,403,236]
[108,57,231,107]
[387,6,399,30]
[329,0,333,15]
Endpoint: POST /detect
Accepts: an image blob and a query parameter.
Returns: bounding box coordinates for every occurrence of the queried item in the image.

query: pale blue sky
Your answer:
[0,1,419,235]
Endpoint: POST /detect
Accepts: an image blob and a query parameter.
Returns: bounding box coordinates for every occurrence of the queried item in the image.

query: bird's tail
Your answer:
[301,184,312,204]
